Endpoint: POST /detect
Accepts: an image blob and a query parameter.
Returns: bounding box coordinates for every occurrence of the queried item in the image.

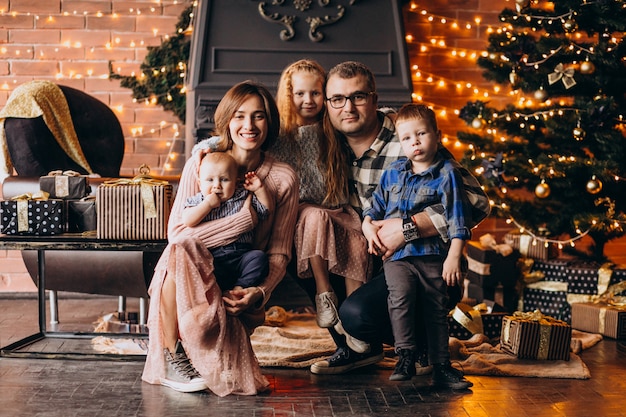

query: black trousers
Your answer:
[290,258,462,356]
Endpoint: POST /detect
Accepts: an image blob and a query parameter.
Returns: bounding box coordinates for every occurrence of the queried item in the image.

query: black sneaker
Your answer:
[310,346,383,375]
[432,362,473,390]
[415,349,433,376]
[160,340,208,393]
[389,348,416,381]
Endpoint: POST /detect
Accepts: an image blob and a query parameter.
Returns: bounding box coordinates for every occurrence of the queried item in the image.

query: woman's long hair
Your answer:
[212,80,280,152]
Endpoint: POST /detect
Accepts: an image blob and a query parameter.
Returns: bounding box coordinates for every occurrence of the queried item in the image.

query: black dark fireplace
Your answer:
[185,0,412,155]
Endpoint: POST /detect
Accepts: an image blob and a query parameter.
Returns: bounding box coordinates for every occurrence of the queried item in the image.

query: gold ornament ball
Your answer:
[580,61,595,74]
[534,88,548,102]
[535,182,551,198]
[471,117,484,129]
[586,178,603,194]
[563,18,578,33]
[573,126,586,141]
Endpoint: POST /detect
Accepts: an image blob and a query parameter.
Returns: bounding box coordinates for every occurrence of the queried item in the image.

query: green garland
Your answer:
[110,5,192,123]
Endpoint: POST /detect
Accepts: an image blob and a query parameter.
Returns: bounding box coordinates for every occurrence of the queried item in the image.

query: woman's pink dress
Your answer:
[141,153,298,396]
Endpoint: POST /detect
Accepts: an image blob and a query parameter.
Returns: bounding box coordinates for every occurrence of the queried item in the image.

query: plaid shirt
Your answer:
[363,155,472,260]
[344,111,490,241]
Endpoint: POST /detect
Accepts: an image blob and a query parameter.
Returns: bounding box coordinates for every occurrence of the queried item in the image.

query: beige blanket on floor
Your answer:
[92,311,600,379]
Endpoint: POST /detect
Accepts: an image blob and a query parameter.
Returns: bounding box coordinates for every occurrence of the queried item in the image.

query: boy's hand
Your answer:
[243,171,262,192]
[362,219,385,256]
[442,256,463,286]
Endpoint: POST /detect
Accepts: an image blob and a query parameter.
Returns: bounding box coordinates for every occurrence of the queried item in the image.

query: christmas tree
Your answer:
[458,0,626,261]
[109,5,193,123]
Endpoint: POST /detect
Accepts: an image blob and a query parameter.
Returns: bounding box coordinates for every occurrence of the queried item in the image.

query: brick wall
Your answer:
[0,1,623,292]
[0,0,190,291]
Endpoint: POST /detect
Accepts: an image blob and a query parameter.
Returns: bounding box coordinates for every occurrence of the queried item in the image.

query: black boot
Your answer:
[432,361,473,390]
[389,348,416,381]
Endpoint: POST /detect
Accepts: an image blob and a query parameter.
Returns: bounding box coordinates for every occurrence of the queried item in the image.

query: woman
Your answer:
[269,60,372,344]
[142,81,299,396]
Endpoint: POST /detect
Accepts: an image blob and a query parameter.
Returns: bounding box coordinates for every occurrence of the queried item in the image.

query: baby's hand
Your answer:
[204,191,221,208]
[243,171,263,192]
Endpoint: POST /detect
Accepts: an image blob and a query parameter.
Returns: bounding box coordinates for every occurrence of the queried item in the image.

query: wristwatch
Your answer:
[402,216,420,242]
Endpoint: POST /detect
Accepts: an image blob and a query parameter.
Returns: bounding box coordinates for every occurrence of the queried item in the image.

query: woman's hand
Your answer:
[222,286,264,316]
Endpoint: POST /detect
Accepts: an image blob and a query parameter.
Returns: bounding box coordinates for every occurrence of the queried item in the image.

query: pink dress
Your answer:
[269,124,372,283]
[141,153,298,396]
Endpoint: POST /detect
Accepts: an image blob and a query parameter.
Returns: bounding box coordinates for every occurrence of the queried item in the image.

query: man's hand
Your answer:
[371,217,405,259]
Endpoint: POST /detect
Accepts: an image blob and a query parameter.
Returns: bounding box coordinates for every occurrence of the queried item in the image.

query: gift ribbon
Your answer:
[45,170,82,198]
[518,257,545,284]
[451,303,484,335]
[478,233,513,256]
[566,263,615,304]
[510,310,568,360]
[11,191,50,232]
[467,257,490,275]
[102,168,168,220]
[548,63,577,89]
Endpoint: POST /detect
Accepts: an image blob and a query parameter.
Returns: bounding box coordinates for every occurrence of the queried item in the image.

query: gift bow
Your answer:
[478,233,514,256]
[102,171,169,219]
[548,63,577,89]
[47,170,81,177]
[10,191,51,232]
[511,309,566,325]
[11,191,50,201]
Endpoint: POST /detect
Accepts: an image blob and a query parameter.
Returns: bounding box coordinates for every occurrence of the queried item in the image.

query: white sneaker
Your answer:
[160,340,207,393]
[334,320,370,354]
[315,291,339,328]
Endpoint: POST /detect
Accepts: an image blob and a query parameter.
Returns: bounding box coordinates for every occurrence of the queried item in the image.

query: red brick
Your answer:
[58,60,110,79]
[0,15,34,29]
[61,1,112,14]
[10,60,59,76]
[136,15,179,36]
[0,44,34,59]
[109,61,141,77]
[113,2,163,15]
[121,153,160,171]
[35,45,84,61]
[134,107,179,124]
[86,15,136,31]
[36,15,85,30]
[9,0,60,14]
[60,30,112,47]
[10,29,61,44]
[85,46,135,61]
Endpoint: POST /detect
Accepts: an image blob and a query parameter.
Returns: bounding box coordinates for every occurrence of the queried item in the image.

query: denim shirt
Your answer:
[363,155,472,261]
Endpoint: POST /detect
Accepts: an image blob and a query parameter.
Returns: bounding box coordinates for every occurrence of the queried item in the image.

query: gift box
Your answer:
[96,178,172,240]
[67,197,97,233]
[0,198,64,235]
[39,171,90,200]
[448,302,507,340]
[466,237,520,311]
[571,302,626,339]
[530,258,571,282]
[500,312,572,361]
[504,230,558,260]
[522,284,571,323]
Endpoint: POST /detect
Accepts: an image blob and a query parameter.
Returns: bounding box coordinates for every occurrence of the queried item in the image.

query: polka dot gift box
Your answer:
[0,194,64,235]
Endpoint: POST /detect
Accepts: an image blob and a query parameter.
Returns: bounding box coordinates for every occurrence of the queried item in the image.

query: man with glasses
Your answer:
[310,61,490,386]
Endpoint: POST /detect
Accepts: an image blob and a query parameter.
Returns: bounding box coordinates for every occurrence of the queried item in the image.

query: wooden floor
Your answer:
[1,293,625,417]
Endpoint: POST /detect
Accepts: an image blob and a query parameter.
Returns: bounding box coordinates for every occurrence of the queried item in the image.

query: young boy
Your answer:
[183,151,271,291]
[361,104,473,388]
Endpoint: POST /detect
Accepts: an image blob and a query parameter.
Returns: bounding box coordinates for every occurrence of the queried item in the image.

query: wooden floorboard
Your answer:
[0,294,625,417]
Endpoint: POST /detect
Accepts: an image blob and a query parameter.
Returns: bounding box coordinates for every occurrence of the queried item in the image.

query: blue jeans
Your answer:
[211,243,268,290]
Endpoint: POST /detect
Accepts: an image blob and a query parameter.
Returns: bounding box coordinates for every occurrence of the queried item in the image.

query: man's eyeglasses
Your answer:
[326,92,375,109]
